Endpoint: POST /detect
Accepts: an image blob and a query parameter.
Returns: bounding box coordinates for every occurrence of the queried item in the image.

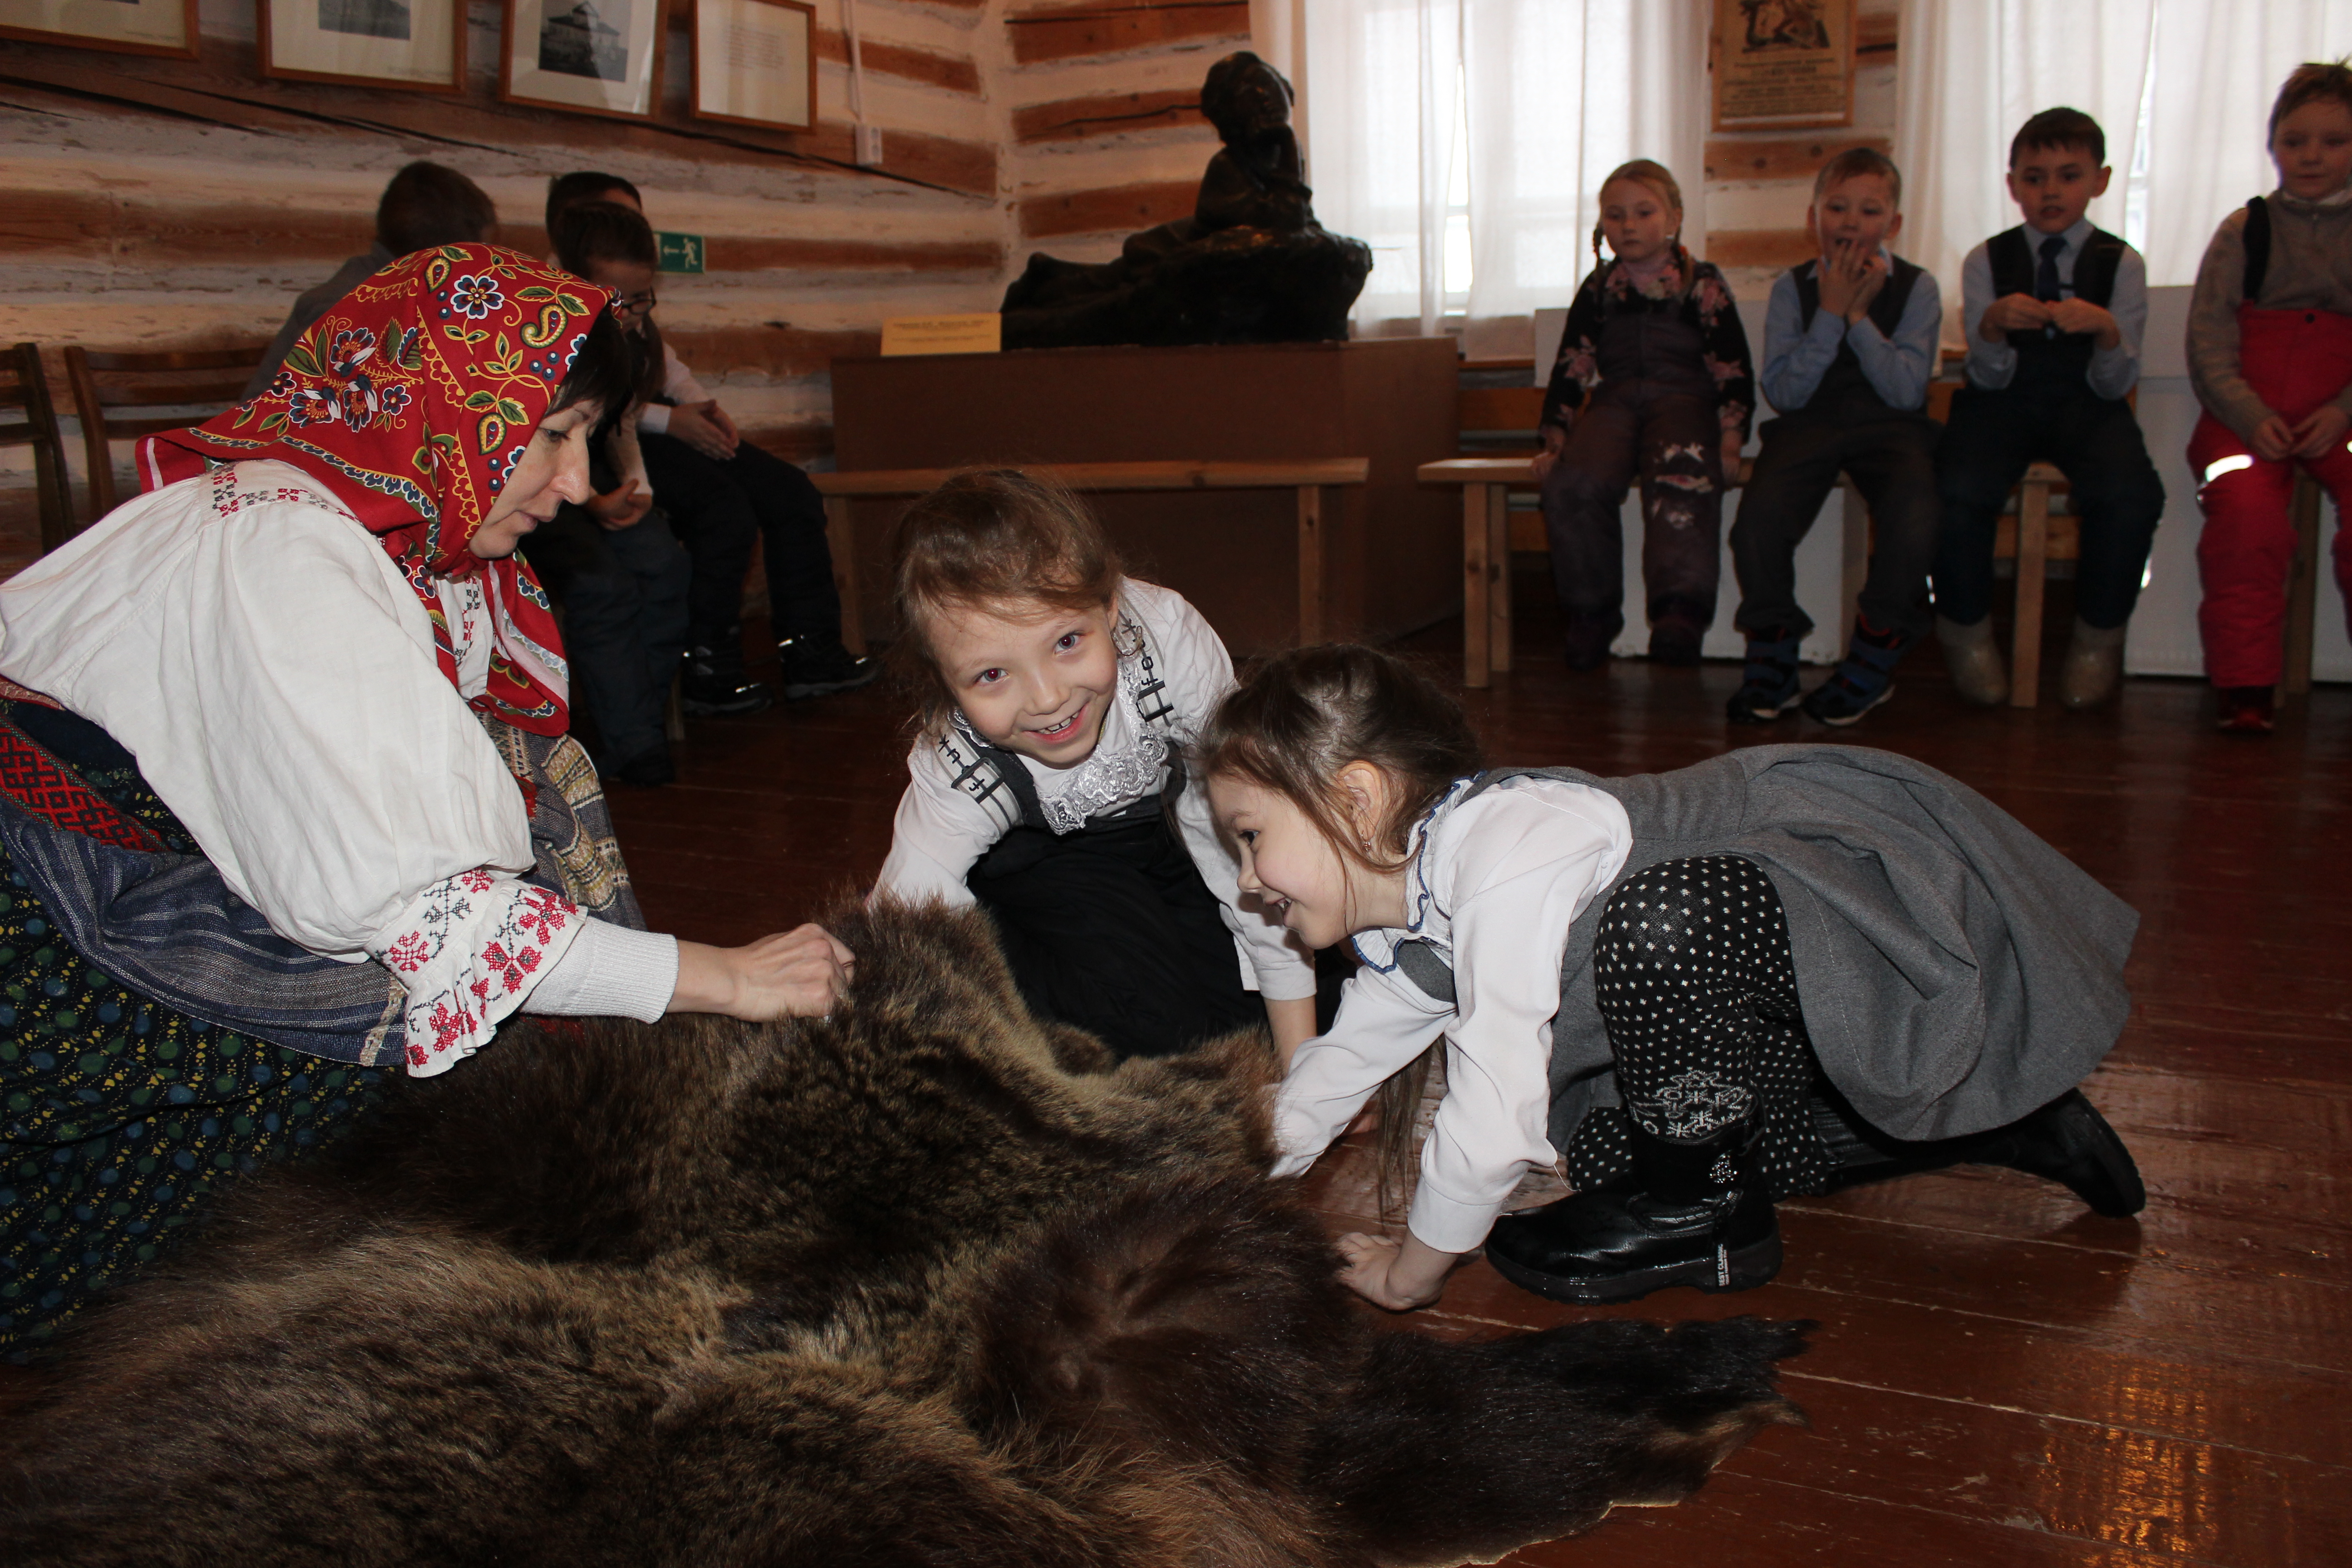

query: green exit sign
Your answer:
[656,232,705,274]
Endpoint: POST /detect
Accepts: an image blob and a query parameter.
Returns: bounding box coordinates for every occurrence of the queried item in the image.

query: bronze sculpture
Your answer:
[1000,52,1375,349]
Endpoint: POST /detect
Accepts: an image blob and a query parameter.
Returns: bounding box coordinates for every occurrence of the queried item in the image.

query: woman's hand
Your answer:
[1336,1230,1459,1312]
[671,925,853,1019]
[586,478,652,532]
[2290,404,2351,461]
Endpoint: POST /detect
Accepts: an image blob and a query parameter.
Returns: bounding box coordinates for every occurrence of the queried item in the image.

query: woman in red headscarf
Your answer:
[0,245,848,1356]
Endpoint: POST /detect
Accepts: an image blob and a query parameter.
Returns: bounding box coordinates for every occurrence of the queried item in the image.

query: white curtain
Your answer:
[1899,0,2352,300]
[1302,0,1707,335]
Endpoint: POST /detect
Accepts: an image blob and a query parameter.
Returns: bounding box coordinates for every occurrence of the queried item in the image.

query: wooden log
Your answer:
[1705,229,1819,270]
[1704,134,1892,184]
[1013,88,1202,144]
[1017,180,1197,240]
[1006,2,1251,66]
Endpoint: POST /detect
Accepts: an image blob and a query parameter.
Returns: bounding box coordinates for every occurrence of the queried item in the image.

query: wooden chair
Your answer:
[2282,473,2326,704]
[63,345,265,526]
[0,343,72,554]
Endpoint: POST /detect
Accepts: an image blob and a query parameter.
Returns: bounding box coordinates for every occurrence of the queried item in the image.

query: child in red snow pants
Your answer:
[2190,306,2352,688]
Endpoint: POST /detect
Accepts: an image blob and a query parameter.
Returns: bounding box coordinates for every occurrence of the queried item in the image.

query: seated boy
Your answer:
[1932,108,2166,710]
[545,173,877,704]
[1728,147,1942,726]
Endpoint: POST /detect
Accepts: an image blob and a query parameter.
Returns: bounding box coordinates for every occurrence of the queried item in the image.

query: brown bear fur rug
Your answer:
[0,900,1808,1566]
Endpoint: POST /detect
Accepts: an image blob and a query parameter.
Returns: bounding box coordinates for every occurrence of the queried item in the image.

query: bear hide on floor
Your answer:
[0,899,1808,1567]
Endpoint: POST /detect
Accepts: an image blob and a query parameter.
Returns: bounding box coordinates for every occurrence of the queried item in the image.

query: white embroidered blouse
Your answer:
[875,579,1314,1002]
[0,461,677,1075]
[1271,774,1634,1253]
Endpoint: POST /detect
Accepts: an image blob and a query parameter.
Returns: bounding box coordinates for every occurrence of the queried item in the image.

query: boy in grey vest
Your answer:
[1931,108,2166,709]
[1728,148,1942,727]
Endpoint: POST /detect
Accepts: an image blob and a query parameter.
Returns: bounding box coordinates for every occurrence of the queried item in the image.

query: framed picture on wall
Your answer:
[501,0,665,122]
[692,0,816,132]
[0,0,200,59]
[258,0,466,93]
[1711,0,1855,132]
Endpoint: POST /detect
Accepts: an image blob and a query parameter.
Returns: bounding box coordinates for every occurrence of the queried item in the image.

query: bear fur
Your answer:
[0,901,1808,1566]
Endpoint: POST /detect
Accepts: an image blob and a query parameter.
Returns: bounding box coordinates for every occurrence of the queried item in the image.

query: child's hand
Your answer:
[2290,404,2351,461]
[586,478,652,531]
[1815,240,1861,320]
[1981,292,2053,339]
[1335,1230,1457,1312]
[1844,251,1888,323]
[1720,430,1747,484]
[1530,422,1568,480]
[2252,415,2297,463]
[2048,298,2121,348]
[668,401,740,462]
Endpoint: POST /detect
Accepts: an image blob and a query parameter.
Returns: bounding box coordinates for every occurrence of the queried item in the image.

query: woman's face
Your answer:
[924,596,1120,769]
[468,403,598,560]
[2273,99,2352,202]
[1600,179,1678,266]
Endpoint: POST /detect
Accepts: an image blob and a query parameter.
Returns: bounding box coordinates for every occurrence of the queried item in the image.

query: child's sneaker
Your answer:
[2215,685,2275,734]
[778,637,881,700]
[1801,616,1908,727]
[1726,628,1803,724]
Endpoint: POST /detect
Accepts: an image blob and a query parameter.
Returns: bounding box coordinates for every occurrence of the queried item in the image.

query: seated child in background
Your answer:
[1534,159,1754,669]
[1933,108,2166,711]
[246,161,496,400]
[872,470,1316,1063]
[546,173,877,706]
[1727,147,1941,727]
[2185,61,2352,735]
[526,203,693,787]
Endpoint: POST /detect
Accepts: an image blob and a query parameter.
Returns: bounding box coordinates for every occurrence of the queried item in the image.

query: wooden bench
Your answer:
[810,459,1372,654]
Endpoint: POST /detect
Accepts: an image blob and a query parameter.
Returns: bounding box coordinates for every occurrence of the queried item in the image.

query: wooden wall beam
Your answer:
[1006,1,1250,66]
[1014,88,1201,144]
[663,327,879,380]
[1017,179,1196,240]
[1705,229,1818,270]
[813,29,981,95]
[1704,134,1891,184]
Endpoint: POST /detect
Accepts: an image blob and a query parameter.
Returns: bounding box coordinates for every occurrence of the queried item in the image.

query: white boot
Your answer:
[2058,618,2127,710]
[1936,614,2008,706]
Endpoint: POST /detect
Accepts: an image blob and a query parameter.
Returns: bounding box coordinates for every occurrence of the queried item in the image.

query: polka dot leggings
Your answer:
[1560,854,1835,1200]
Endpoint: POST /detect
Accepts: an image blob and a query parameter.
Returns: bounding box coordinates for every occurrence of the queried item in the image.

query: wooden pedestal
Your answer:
[829,338,1460,655]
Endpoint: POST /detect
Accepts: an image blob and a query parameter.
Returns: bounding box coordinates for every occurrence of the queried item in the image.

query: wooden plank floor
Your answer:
[7,586,2344,1562]
[595,593,2351,1566]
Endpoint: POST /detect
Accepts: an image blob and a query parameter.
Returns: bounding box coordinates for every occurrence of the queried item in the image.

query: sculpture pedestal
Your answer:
[828,337,1458,654]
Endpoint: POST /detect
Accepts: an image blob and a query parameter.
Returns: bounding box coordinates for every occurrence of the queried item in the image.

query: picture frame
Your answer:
[501,0,666,123]
[1711,0,1856,133]
[692,0,817,133]
[257,0,467,94]
[0,0,201,60]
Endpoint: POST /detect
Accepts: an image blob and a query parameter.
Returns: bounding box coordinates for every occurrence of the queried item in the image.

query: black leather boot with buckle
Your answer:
[1483,1120,1781,1304]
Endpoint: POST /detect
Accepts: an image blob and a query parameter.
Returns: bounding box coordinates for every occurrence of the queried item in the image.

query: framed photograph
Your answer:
[1711,0,1855,132]
[501,0,665,122]
[692,0,816,133]
[0,0,201,59]
[258,0,466,92]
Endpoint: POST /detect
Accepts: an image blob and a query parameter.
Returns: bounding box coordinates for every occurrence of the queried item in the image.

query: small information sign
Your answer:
[880,314,1004,357]
[657,232,706,275]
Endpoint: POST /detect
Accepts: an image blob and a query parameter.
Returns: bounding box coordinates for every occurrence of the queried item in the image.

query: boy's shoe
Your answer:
[1561,613,1618,671]
[1726,628,1803,724]
[1801,616,1908,727]
[610,744,675,789]
[2058,618,2127,710]
[1936,613,2009,706]
[779,636,881,700]
[680,646,772,716]
[2215,685,2276,734]
[1646,597,1711,666]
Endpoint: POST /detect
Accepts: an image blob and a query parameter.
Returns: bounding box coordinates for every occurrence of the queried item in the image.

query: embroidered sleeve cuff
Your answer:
[370,870,585,1078]
[521,920,678,1023]
[1405,1182,1509,1255]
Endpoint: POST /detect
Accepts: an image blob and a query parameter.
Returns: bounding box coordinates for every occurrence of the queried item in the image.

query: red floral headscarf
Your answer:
[145,244,616,737]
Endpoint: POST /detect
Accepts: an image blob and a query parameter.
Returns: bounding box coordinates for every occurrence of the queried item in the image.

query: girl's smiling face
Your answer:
[924,596,1119,767]
[2273,99,2352,202]
[1208,768,1407,950]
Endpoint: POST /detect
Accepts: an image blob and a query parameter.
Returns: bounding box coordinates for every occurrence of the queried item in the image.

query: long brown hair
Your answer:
[888,469,1125,735]
[1198,644,1485,1213]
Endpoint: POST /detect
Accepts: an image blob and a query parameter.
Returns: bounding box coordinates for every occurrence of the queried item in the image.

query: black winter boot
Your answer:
[1484,1120,1781,1304]
[681,644,772,716]
[1815,1088,2145,1217]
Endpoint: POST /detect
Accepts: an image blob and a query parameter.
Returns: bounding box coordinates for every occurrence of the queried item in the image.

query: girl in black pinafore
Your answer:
[1538,160,1756,668]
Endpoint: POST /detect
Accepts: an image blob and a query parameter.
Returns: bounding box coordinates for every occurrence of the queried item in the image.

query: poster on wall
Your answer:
[501,0,665,122]
[258,0,466,92]
[0,0,199,59]
[1711,0,1855,131]
[692,0,816,132]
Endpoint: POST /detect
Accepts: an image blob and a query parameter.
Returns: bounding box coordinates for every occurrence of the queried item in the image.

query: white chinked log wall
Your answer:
[0,0,1252,553]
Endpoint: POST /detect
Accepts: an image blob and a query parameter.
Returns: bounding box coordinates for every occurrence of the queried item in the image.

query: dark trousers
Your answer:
[1933,385,2165,631]
[1731,413,1940,641]
[523,510,691,766]
[639,434,841,651]
[1539,389,1727,641]
[967,814,1262,1061]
